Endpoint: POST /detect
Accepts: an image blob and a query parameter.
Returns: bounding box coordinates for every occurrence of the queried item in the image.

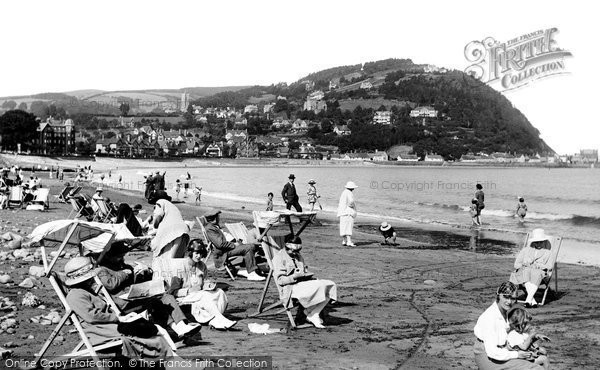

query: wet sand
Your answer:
[1,178,599,369]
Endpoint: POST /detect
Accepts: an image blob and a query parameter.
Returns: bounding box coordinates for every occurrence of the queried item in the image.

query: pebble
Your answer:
[12,249,30,259]
[424,279,436,285]
[55,335,64,343]
[29,266,45,278]
[27,335,34,340]
[0,275,11,284]
[19,278,35,289]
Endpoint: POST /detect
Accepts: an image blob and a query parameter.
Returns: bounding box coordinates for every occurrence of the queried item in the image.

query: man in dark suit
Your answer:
[281,174,302,212]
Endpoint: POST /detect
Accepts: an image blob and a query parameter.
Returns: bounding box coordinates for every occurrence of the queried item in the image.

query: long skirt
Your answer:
[473,339,541,369]
[177,289,228,324]
[339,215,354,236]
[290,279,337,309]
[510,267,547,287]
[83,322,172,359]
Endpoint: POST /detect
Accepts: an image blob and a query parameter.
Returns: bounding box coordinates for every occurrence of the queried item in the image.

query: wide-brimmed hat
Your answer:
[204,210,222,223]
[345,181,358,189]
[64,257,97,286]
[288,174,296,179]
[379,222,391,232]
[95,187,103,192]
[133,204,143,211]
[308,179,316,184]
[529,228,549,243]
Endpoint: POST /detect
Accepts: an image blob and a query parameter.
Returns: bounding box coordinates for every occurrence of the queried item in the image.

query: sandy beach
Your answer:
[1,173,600,369]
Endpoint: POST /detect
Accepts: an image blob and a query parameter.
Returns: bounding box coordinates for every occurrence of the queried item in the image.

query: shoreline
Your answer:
[2,153,597,171]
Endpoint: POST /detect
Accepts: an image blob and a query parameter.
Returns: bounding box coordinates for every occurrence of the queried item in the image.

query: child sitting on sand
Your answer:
[469,198,480,226]
[378,222,397,245]
[506,307,550,370]
[516,197,528,221]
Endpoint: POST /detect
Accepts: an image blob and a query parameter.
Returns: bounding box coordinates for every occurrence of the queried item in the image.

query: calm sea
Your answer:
[116,165,600,264]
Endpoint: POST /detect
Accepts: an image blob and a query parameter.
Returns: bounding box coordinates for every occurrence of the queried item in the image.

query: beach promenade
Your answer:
[0,178,599,369]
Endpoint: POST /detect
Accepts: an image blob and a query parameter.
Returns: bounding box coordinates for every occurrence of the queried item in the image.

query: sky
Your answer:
[1,0,597,155]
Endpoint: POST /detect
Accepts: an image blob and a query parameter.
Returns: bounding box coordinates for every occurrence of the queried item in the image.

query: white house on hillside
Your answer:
[410,106,438,118]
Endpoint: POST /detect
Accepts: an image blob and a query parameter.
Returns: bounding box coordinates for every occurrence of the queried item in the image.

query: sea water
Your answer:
[115,165,600,265]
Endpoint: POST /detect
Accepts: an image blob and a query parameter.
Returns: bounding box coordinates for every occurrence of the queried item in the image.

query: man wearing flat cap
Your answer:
[281,174,302,212]
[201,211,265,281]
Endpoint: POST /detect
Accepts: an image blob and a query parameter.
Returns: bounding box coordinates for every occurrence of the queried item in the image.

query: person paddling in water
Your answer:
[516,197,528,222]
[475,184,485,225]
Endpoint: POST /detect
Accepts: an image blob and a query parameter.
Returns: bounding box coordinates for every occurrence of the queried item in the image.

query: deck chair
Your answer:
[68,196,95,220]
[510,233,562,306]
[7,185,24,209]
[196,217,243,281]
[30,220,177,370]
[56,185,74,203]
[225,222,252,244]
[93,198,117,223]
[247,234,308,329]
[31,187,50,210]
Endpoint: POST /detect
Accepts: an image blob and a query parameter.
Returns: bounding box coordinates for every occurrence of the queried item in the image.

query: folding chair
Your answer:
[225,222,252,244]
[196,217,242,281]
[247,234,308,329]
[511,233,562,306]
[68,197,95,220]
[31,187,50,210]
[7,185,24,209]
[56,185,74,203]
[31,220,177,370]
[93,198,117,223]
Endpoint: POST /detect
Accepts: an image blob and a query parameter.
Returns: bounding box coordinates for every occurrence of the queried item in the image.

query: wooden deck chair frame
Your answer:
[7,185,24,209]
[247,233,311,329]
[31,187,50,210]
[224,222,251,244]
[57,185,74,203]
[92,198,115,223]
[195,217,239,281]
[68,198,91,219]
[33,224,177,370]
[513,233,562,306]
[248,210,318,328]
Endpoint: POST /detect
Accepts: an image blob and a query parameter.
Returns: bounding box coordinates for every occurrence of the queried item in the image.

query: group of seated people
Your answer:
[474,228,555,369]
[64,196,339,361]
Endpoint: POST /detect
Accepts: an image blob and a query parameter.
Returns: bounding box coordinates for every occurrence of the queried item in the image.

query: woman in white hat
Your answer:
[64,256,173,359]
[272,236,338,328]
[509,229,553,307]
[337,181,358,247]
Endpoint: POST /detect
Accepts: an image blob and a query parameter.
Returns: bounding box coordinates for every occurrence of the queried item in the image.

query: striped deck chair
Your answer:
[7,185,24,209]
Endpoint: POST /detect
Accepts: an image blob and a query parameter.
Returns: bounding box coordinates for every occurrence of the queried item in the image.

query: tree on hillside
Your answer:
[119,102,130,117]
[17,102,27,111]
[0,110,38,151]
[1,100,16,110]
[30,101,48,119]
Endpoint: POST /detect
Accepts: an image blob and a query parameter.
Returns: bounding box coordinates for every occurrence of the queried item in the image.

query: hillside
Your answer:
[0,86,249,115]
[193,59,553,157]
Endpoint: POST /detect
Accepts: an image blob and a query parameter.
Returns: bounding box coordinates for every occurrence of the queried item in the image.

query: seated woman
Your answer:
[473,281,543,369]
[510,229,553,307]
[64,256,174,360]
[272,236,337,328]
[151,199,190,278]
[170,239,237,330]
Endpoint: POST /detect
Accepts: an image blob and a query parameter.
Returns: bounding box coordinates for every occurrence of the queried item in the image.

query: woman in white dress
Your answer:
[337,181,358,247]
[272,236,337,328]
[171,240,237,330]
